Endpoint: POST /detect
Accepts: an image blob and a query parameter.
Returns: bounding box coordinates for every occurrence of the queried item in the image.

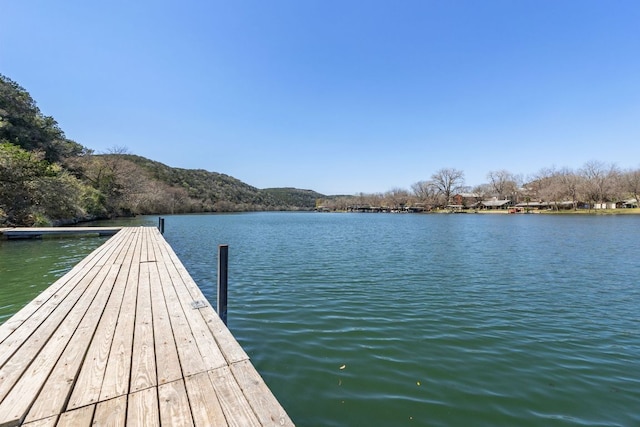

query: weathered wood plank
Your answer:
[130,261,157,393]
[231,360,295,427]
[151,233,228,370]
[24,263,122,423]
[0,229,128,351]
[200,304,249,365]
[158,379,194,427]
[144,227,158,262]
[0,227,295,427]
[184,372,228,427]
[148,261,182,385]
[21,416,57,427]
[154,260,207,377]
[67,231,139,409]
[99,229,143,401]
[56,405,94,427]
[94,395,127,427]
[65,265,129,408]
[209,366,261,427]
[139,228,150,264]
[0,263,113,425]
[151,231,249,365]
[127,387,159,427]
[0,230,127,345]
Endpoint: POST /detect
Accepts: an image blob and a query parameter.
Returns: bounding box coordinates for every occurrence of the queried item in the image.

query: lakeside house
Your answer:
[481,199,513,210]
[316,196,638,213]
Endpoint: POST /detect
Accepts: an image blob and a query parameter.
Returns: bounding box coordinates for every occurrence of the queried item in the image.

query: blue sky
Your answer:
[2,1,639,195]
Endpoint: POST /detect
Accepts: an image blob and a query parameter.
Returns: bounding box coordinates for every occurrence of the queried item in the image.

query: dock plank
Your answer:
[184,372,228,427]
[94,396,127,427]
[155,260,208,377]
[148,261,182,385]
[0,227,294,427]
[0,229,128,350]
[56,406,94,427]
[0,262,111,405]
[127,388,159,427]
[130,261,157,393]
[67,231,138,409]
[21,417,57,427]
[0,229,127,345]
[0,261,107,426]
[24,263,122,423]
[209,366,261,427]
[99,229,142,401]
[151,231,248,365]
[231,360,295,427]
[162,260,228,372]
[158,379,194,427]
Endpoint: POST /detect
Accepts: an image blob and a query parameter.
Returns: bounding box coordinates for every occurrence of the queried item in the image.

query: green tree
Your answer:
[0,142,88,225]
[0,74,85,163]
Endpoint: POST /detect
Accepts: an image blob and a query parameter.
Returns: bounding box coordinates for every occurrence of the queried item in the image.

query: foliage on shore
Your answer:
[2,74,639,226]
[0,75,323,226]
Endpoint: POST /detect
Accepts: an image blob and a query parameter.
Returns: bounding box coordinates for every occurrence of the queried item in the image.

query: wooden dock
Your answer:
[0,227,294,426]
[1,227,122,239]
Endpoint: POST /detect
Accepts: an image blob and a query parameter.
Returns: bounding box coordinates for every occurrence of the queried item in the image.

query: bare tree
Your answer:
[621,168,640,207]
[579,160,620,208]
[557,167,583,210]
[384,188,410,211]
[486,169,523,202]
[531,167,583,210]
[472,183,493,201]
[430,168,465,206]
[412,180,438,204]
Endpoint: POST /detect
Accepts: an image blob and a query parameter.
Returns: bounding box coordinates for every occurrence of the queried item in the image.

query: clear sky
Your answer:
[2,1,639,195]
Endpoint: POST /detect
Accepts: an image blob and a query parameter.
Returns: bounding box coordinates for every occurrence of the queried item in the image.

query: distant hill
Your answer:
[1,73,328,225]
[261,187,324,209]
[121,154,324,211]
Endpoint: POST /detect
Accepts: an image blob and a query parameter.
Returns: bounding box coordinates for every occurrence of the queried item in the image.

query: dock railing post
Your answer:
[217,244,229,325]
[158,217,165,234]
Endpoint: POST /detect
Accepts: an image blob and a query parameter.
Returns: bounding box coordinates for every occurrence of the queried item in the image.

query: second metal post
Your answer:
[217,244,229,325]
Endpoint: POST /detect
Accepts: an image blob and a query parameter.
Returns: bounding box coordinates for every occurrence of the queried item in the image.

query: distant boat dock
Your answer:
[0,227,294,426]
[0,227,122,239]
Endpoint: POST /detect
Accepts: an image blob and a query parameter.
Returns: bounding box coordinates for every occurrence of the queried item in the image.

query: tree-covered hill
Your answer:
[261,187,324,209]
[0,74,325,226]
[121,154,324,211]
[0,75,85,163]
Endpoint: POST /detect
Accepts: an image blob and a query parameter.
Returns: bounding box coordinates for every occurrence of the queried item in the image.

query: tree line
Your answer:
[317,165,640,212]
[2,73,639,226]
[0,74,320,226]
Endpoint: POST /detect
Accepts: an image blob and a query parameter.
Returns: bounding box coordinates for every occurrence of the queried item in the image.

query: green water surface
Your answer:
[1,213,639,426]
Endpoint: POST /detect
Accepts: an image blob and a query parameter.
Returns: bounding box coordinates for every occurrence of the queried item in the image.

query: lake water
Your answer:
[1,212,639,426]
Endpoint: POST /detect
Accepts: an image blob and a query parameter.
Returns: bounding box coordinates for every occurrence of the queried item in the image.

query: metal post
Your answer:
[217,244,229,325]
[158,217,165,234]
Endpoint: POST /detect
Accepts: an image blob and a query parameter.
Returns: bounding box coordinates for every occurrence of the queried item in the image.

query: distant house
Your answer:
[406,203,428,212]
[515,201,548,210]
[515,200,583,210]
[481,199,512,210]
[620,199,638,208]
[594,202,617,209]
[452,193,482,208]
